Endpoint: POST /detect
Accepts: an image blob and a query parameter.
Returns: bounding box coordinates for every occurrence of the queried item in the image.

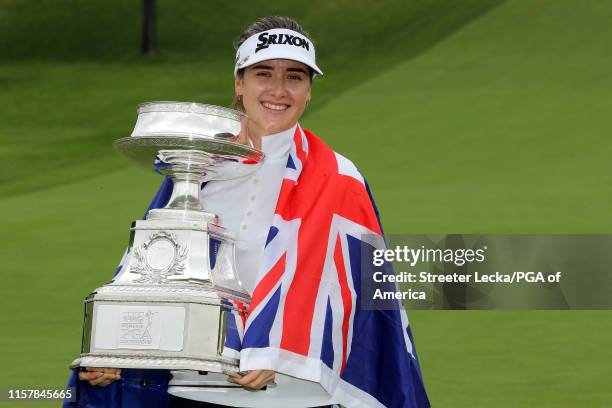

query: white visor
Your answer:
[234,28,323,76]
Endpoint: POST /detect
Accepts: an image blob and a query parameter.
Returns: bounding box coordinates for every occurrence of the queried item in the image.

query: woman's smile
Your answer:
[261,101,290,111]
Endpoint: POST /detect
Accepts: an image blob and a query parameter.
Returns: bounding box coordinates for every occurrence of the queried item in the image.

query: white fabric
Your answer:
[234,28,323,76]
[200,124,296,294]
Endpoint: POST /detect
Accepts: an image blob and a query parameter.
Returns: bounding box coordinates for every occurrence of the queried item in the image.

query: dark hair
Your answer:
[232,16,314,111]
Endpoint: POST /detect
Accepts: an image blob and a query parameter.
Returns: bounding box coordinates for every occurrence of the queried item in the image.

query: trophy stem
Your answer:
[166,172,205,211]
[156,149,215,213]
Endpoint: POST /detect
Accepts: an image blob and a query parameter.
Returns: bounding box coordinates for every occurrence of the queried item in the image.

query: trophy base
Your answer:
[72,283,245,374]
[71,355,238,373]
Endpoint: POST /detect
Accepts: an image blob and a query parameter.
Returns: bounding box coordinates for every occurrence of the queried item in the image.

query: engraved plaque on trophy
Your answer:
[70,102,263,374]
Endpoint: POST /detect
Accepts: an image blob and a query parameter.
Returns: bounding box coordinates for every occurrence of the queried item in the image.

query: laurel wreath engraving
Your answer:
[130,231,188,284]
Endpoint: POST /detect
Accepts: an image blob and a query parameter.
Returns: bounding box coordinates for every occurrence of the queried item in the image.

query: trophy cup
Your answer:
[70,101,263,374]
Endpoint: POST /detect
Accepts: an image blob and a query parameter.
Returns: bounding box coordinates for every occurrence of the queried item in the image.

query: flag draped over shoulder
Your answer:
[231,125,430,408]
[65,124,429,408]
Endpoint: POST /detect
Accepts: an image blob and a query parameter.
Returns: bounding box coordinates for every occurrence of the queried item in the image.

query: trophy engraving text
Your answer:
[119,310,159,347]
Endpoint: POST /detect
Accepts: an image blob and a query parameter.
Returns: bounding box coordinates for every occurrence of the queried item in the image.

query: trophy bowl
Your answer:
[114,101,263,182]
[71,102,262,375]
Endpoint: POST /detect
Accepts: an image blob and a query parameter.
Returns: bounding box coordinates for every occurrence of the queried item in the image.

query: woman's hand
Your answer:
[78,367,121,387]
[229,370,275,390]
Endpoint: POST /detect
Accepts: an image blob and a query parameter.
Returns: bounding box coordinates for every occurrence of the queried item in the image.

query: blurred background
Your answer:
[1,0,611,406]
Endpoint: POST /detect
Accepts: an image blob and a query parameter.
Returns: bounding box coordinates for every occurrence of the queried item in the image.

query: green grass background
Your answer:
[1,0,611,407]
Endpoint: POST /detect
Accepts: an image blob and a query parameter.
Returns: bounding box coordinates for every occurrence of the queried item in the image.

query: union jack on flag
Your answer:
[230,125,430,408]
[66,124,429,408]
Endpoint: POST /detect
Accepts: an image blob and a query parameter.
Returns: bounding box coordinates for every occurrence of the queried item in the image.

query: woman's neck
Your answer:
[247,123,298,149]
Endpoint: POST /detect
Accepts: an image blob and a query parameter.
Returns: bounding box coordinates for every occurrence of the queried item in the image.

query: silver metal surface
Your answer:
[168,372,338,407]
[114,140,263,181]
[137,101,244,122]
[72,102,258,373]
[115,101,263,182]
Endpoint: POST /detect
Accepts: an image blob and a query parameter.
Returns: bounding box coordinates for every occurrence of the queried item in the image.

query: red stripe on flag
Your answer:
[235,299,247,327]
[279,132,340,355]
[248,253,286,317]
[334,234,352,374]
[274,179,296,215]
[227,298,248,327]
[293,127,308,167]
[333,175,382,235]
[279,219,330,354]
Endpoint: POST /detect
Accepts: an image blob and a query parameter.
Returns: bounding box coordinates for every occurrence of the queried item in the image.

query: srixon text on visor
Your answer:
[255,32,310,53]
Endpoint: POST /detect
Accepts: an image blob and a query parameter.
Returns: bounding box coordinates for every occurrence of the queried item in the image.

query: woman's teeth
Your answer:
[262,102,289,111]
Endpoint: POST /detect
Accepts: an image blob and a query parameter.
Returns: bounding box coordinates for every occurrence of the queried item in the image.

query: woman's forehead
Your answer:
[247,59,309,71]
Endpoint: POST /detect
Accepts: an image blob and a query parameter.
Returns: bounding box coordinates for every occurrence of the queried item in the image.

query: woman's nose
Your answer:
[268,77,288,97]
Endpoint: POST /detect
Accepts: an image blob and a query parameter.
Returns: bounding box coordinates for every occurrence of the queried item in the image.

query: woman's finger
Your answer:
[228,372,242,381]
[78,371,100,381]
[84,367,119,374]
[231,370,258,385]
[230,369,276,389]
[79,368,120,384]
[89,373,116,386]
[102,368,121,377]
[97,378,116,388]
[88,374,108,386]
[85,371,121,387]
[244,371,275,390]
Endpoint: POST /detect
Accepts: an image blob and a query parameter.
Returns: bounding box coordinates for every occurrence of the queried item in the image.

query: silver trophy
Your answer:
[71,102,263,374]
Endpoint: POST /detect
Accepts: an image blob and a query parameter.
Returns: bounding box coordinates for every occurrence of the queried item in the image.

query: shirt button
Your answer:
[253,179,259,184]
[246,211,252,216]
[250,195,256,201]
[242,225,248,230]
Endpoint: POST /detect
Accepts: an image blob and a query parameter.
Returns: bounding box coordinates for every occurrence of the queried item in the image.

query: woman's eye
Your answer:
[288,75,303,81]
[256,71,271,77]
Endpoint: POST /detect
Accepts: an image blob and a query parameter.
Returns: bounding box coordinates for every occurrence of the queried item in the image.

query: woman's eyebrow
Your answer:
[287,67,308,74]
[251,64,274,70]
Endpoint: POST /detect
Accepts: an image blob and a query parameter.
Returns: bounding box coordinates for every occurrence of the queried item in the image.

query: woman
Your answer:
[70,16,429,408]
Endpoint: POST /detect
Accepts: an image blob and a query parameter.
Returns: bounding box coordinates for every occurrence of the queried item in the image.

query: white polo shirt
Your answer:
[200,124,296,294]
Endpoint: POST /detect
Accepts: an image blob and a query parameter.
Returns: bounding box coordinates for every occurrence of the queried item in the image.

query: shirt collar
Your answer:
[261,123,297,161]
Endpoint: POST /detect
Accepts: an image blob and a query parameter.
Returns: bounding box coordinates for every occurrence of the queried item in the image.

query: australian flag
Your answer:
[227,125,430,408]
[65,124,429,408]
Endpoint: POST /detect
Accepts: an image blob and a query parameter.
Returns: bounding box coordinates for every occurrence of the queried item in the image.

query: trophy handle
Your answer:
[208,226,250,302]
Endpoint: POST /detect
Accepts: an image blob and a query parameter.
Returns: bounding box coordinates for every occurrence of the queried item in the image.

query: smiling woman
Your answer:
[191,17,326,404]
[68,15,429,408]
